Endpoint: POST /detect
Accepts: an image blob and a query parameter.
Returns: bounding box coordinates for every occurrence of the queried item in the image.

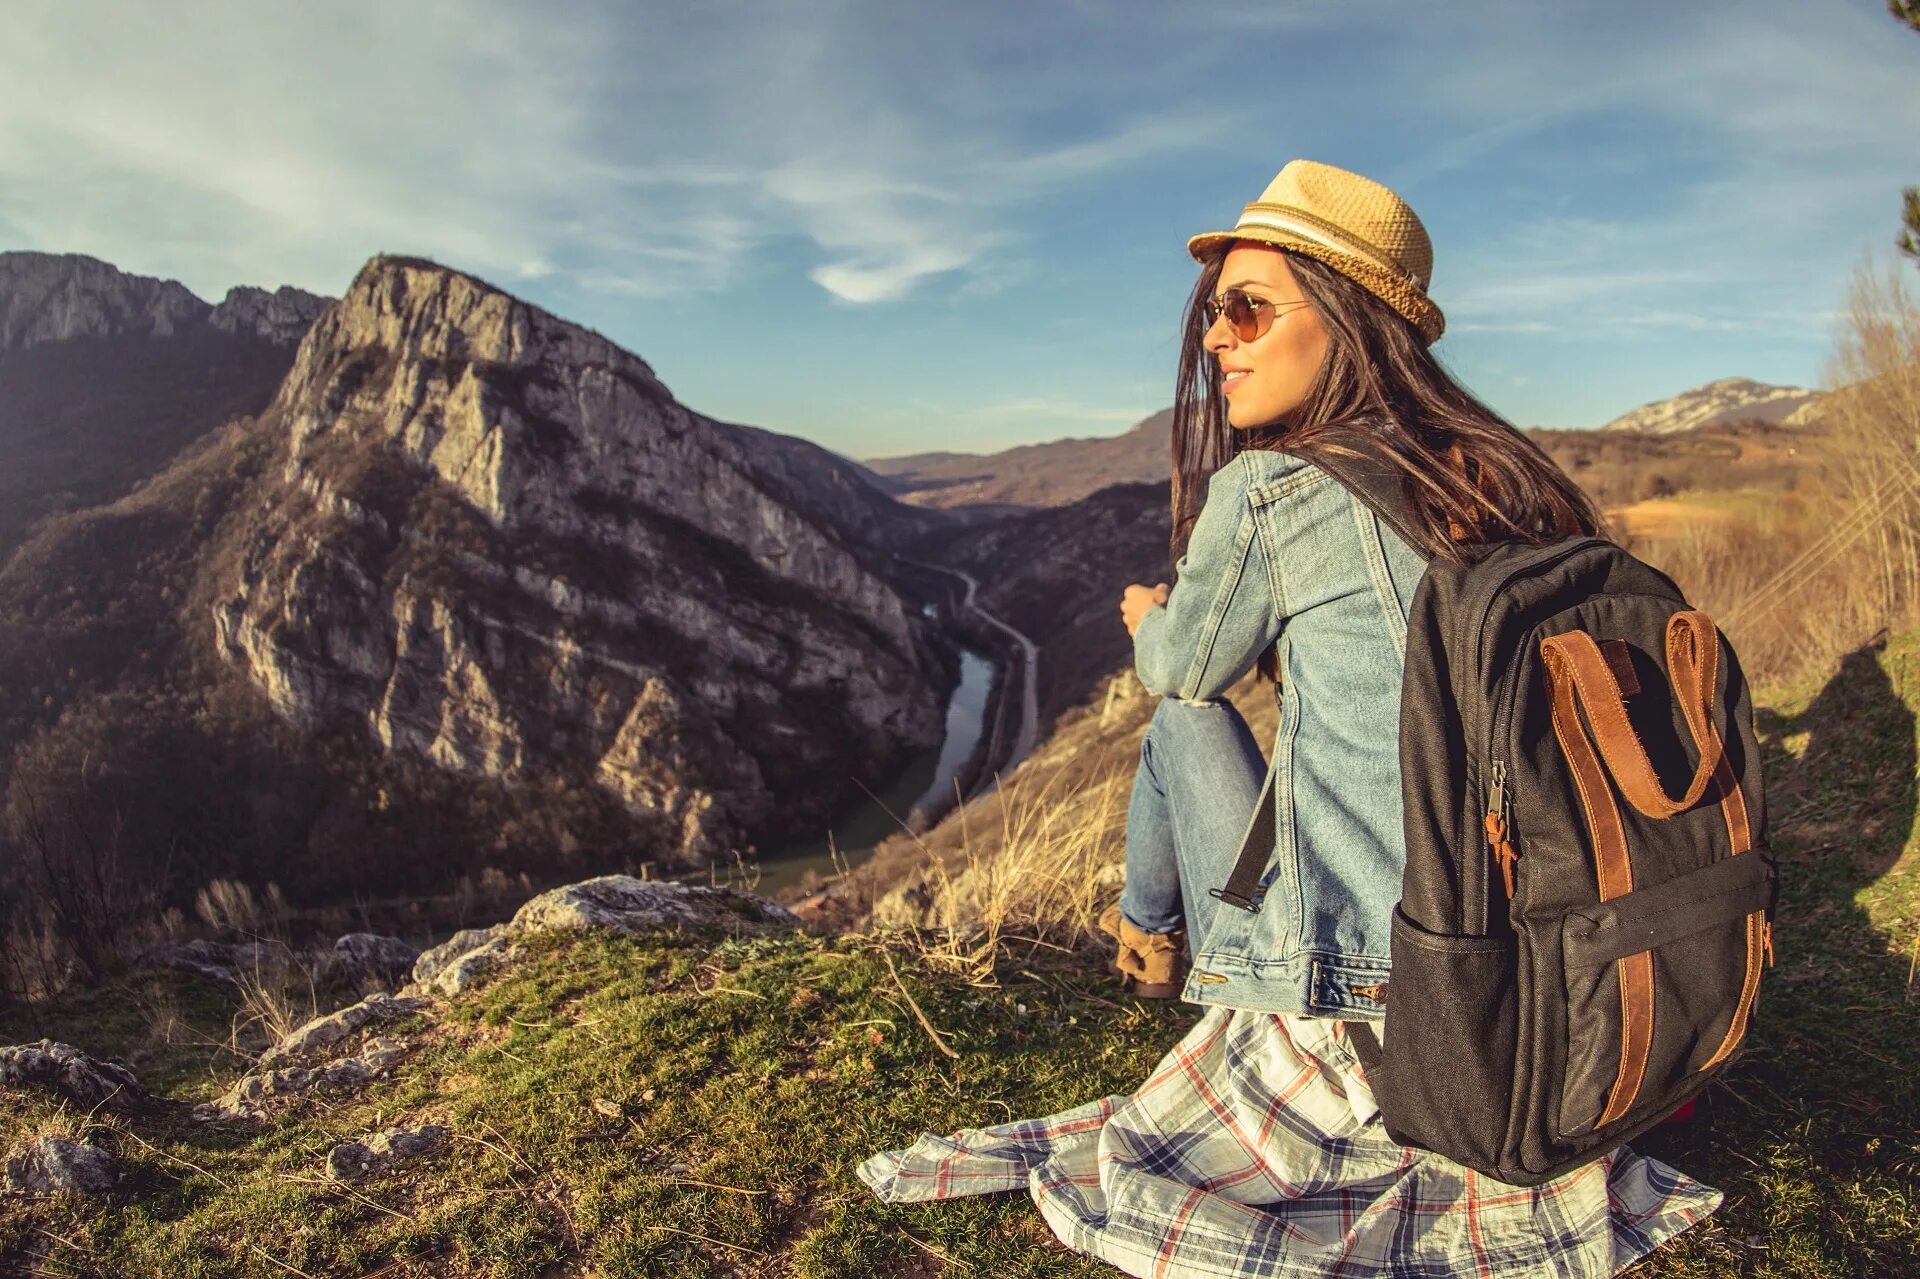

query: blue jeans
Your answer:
[1119,697,1270,950]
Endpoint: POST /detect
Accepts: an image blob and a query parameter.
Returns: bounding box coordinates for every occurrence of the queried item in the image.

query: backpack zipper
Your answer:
[1462,537,1609,933]
[1484,758,1517,900]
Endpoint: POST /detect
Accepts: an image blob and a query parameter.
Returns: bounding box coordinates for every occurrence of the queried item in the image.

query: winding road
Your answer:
[895,556,1039,798]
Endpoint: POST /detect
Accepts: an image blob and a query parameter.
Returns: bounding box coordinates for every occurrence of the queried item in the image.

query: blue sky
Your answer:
[3,0,1916,460]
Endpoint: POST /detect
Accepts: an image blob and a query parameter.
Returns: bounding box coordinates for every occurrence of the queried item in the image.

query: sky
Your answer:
[3,0,1917,462]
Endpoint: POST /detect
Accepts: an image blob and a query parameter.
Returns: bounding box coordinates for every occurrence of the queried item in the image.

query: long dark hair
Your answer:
[1170,242,1609,686]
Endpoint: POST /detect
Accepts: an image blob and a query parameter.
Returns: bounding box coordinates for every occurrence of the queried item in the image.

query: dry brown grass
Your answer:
[1628,250,1920,686]
[224,945,321,1059]
[865,670,1276,983]
[900,759,1130,983]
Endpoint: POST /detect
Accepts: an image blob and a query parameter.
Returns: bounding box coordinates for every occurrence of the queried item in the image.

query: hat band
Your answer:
[1232,205,1424,290]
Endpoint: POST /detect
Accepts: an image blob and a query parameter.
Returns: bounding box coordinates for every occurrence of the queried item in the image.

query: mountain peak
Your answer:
[0,250,205,349]
[215,254,946,867]
[1599,377,1822,434]
[293,253,666,399]
[0,249,332,350]
[210,284,333,345]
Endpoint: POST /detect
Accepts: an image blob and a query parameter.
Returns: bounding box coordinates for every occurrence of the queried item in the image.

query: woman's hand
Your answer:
[1122,582,1171,637]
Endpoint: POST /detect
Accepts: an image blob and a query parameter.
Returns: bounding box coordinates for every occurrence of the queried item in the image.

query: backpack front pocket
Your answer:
[1556,847,1772,1138]
[1539,614,1774,1141]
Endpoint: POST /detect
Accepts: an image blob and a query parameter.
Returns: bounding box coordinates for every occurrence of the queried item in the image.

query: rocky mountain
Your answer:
[208,284,336,345]
[862,408,1173,515]
[207,254,951,862]
[0,253,960,933]
[1599,376,1824,434]
[0,252,335,561]
[0,251,330,350]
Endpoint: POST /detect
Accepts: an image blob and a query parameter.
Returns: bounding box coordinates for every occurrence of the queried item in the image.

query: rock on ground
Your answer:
[0,1041,142,1110]
[197,1031,413,1123]
[260,991,428,1069]
[328,933,421,984]
[4,1137,117,1195]
[400,879,798,999]
[509,875,799,937]
[327,1123,449,1180]
[406,924,510,996]
[132,938,298,983]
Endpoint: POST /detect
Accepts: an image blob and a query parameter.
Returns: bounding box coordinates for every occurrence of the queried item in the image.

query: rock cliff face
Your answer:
[209,284,335,345]
[0,251,330,350]
[207,254,949,865]
[1599,376,1823,435]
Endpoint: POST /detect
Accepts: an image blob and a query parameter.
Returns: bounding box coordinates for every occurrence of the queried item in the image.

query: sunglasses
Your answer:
[1202,287,1314,341]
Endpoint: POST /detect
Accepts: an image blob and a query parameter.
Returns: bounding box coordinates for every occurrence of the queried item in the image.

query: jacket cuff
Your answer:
[1132,605,1169,693]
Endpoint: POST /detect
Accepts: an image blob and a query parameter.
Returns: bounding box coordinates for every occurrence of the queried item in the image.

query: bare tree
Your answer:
[1,751,171,990]
[1819,251,1920,624]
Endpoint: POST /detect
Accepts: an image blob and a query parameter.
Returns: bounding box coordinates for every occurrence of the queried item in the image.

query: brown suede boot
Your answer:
[1097,903,1187,999]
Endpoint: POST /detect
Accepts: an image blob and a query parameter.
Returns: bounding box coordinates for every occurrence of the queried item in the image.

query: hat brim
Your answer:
[1183,227,1446,346]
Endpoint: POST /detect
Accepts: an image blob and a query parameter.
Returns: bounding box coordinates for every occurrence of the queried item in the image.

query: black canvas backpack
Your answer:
[1213,440,1778,1186]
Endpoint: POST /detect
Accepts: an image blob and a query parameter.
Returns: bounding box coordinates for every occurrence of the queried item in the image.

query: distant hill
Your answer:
[0,251,334,562]
[862,408,1173,515]
[1599,376,1824,434]
[860,376,1835,518]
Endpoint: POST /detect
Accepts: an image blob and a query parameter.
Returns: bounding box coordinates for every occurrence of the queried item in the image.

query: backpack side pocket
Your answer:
[1373,906,1517,1171]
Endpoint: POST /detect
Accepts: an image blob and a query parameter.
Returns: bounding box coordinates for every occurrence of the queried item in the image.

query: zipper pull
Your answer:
[1761,917,1775,969]
[1484,760,1517,900]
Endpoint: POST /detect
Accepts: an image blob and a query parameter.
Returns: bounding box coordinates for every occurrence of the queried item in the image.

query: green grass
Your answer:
[1,930,1191,1276]
[4,627,1918,1276]
[1617,625,1920,1276]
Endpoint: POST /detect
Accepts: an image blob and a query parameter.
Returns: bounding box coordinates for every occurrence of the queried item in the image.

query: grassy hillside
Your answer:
[3,626,1917,1276]
[0,929,1192,1276]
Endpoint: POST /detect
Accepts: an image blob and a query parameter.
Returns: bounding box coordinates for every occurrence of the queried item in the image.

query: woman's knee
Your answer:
[1149,694,1244,742]
[1145,695,1265,779]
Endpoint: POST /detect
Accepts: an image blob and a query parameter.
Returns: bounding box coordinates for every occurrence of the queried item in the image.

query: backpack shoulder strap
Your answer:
[1274,436,1434,563]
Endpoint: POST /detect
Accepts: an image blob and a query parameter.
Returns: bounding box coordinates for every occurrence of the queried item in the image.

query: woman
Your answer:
[1097,158,1604,1014]
[861,160,1722,1276]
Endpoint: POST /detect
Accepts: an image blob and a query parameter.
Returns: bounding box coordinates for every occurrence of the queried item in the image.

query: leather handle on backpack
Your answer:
[1538,611,1726,821]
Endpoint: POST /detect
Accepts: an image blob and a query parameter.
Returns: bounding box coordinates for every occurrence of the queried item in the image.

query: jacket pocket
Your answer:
[1556,847,1772,1138]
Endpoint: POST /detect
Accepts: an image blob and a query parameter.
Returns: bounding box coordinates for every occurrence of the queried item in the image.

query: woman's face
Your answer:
[1204,242,1330,430]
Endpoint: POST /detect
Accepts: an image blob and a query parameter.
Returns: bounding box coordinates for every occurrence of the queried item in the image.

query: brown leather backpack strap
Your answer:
[1542,634,1653,1128]
[1697,634,1765,1071]
[1542,615,1726,820]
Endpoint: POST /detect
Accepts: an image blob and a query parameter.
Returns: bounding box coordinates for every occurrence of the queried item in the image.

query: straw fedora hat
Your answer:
[1187,159,1445,346]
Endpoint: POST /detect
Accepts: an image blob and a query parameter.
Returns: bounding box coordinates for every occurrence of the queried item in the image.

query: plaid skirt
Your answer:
[859,1006,1723,1277]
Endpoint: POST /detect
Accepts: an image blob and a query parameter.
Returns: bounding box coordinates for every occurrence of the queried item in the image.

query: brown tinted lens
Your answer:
[1222,290,1264,341]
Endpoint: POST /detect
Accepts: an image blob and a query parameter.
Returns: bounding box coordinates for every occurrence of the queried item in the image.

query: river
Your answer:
[748,643,997,894]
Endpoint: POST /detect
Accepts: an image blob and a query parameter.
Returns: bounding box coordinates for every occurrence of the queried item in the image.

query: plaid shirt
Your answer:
[859,1007,1722,1277]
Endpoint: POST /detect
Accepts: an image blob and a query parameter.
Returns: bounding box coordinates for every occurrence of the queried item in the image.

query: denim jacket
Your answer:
[1131,445,1427,1021]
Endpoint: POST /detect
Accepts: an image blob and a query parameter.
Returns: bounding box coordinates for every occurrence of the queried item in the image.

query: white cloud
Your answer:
[0,0,1221,307]
[1402,0,1920,342]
